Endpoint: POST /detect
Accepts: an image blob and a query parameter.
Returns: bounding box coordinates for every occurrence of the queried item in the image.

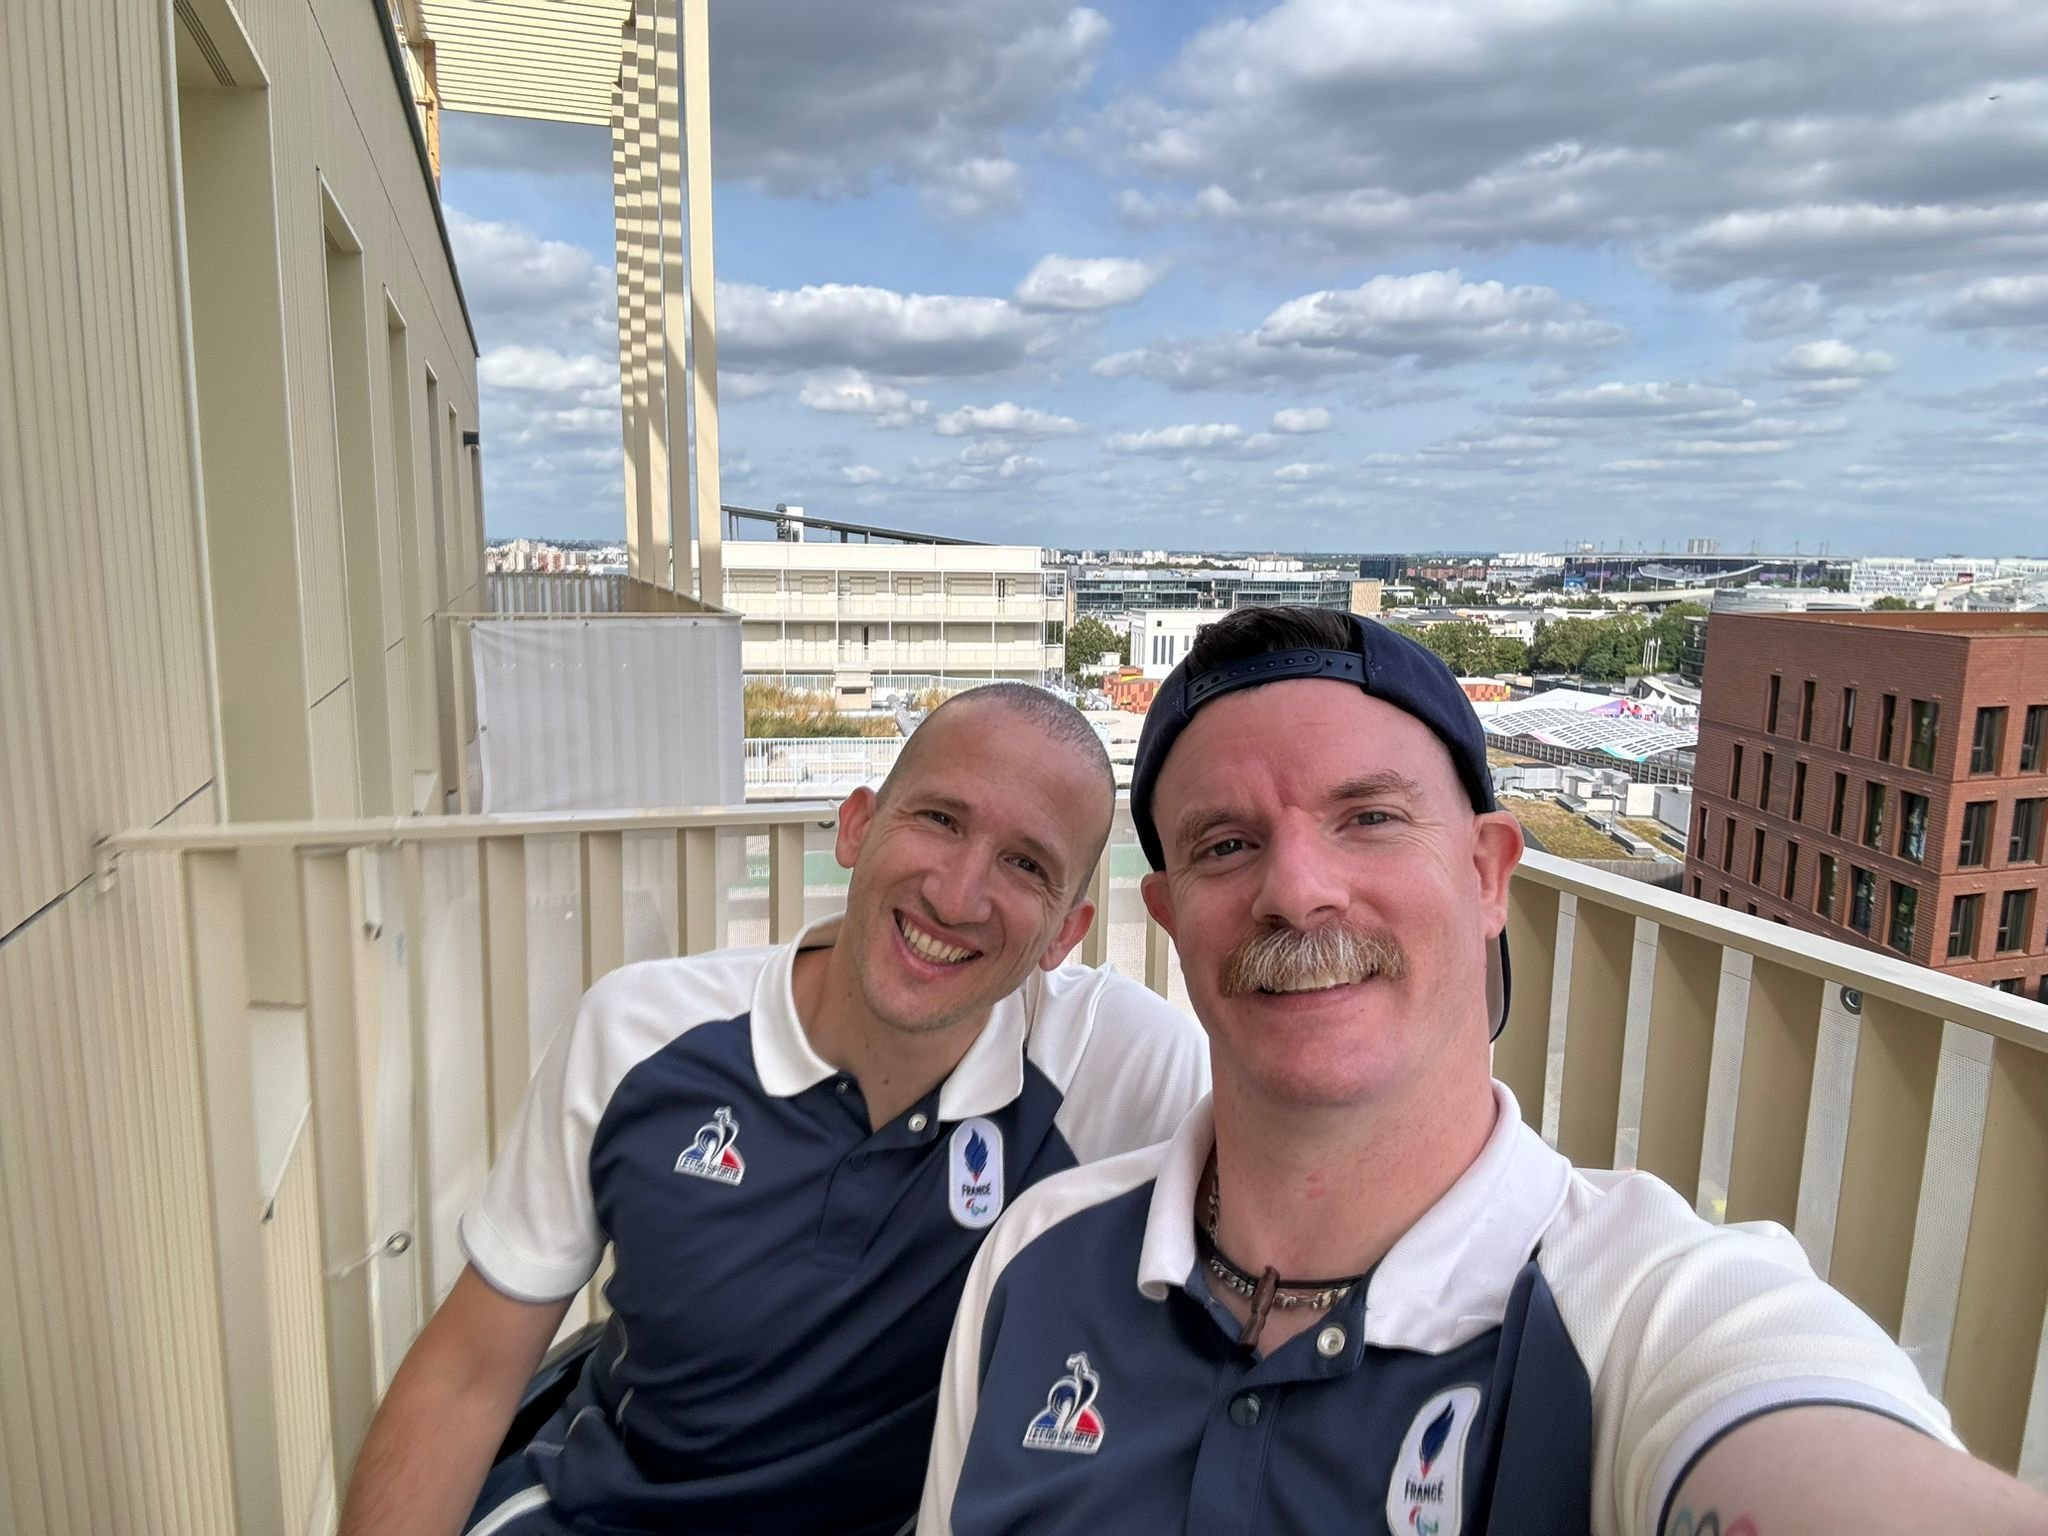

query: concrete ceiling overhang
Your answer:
[419,0,634,124]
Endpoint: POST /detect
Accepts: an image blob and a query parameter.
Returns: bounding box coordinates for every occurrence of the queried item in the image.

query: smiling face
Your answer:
[833,698,1110,1039]
[1140,679,1521,1114]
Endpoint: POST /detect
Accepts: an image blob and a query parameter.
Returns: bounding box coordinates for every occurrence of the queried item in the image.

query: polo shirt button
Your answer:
[908,1113,929,1133]
[1316,1325,1346,1358]
[834,1079,851,1095]
[1228,1392,1261,1428]
[849,1152,870,1170]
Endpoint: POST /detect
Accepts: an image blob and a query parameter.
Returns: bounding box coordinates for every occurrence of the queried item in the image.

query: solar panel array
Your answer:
[1483,707,1697,763]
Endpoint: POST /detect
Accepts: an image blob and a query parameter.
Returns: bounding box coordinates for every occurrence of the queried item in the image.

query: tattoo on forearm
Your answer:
[1668,1510,1759,1536]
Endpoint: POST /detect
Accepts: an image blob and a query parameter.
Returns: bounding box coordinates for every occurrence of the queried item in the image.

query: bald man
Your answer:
[340,684,1209,1536]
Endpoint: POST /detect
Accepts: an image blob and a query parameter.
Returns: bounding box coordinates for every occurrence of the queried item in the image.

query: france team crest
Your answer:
[674,1106,745,1186]
[947,1117,1004,1229]
[1022,1352,1104,1455]
[1384,1384,1480,1536]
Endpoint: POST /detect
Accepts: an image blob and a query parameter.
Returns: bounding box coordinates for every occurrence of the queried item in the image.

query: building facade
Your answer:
[1686,613,2048,1000]
[1850,556,2048,602]
[719,540,1065,690]
[3,0,484,1527]
[1071,565,1358,620]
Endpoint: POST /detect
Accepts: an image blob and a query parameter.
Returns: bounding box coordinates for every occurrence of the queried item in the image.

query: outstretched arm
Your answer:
[338,1265,574,1536]
[1663,1405,2048,1536]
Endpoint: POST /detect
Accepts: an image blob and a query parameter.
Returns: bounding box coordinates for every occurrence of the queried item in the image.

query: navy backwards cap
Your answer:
[1129,613,1513,1039]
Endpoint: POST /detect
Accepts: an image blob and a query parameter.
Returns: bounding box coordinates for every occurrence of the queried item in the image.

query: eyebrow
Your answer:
[914,793,1068,883]
[1171,771,1427,854]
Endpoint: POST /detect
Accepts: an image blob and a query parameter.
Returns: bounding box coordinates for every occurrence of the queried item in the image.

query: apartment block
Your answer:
[1685,612,2048,1000]
[719,540,1065,689]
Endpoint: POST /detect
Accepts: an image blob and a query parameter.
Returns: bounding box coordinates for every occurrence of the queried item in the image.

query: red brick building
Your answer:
[1685,611,2048,1001]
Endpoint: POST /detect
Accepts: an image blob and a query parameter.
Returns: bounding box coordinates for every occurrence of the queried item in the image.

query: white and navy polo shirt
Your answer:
[459,915,1208,1536]
[920,1084,1959,1536]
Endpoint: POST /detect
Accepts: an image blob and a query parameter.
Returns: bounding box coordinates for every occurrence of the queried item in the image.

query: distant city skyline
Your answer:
[442,1,2048,553]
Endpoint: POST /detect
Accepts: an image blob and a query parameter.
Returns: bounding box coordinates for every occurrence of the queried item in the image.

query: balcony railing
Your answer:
[744,736,906,796]
[726,591,1053,623]
[96,805,2048,1533]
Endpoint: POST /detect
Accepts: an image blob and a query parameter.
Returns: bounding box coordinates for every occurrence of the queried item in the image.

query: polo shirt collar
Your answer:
[748,912,1030,1122]
[1136,1082,1571,1356]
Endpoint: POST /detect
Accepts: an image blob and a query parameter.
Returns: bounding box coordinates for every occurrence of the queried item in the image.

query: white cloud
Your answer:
[1094,271,1620,390]
[1107,3,2048,293]
[446,210,613,353]
[1106,422,1283,456]
[840,464,884,485]
[1271,407,1332,433]
[719,281,1053,376]
[1935,274,2048,330]
[797,369,930,427]
[1773,340,1900,378]
[934,401,1089,437]
[1517,382,1751,421]
[1273,462,1326,481]
[1255,272,1622,359]
[479,346,617,396]
[926,157,1024,220]
[1013,255,1163,311]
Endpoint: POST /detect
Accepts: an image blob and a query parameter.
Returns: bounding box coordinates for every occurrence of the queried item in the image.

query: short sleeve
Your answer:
[1048,971,1210,1164]
[1545,1175,1960,1536]
[457,980,618,1302]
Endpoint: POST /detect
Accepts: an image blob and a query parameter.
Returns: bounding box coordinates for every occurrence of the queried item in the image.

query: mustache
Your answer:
[1217,922,1408,997]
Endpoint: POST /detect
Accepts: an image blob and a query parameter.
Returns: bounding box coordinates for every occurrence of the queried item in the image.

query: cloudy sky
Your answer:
[443,0,2048,555]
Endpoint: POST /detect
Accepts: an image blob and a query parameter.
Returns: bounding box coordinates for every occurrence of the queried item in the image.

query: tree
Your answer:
[1531,616,1600,672]
[1645,601,1707,671]
[1397,620,1528,677]
[1065,616,1129,677]
[1871,595,1919,611]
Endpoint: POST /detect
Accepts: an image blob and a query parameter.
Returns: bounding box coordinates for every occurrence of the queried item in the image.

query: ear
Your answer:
[1037,897,1095,971]
[834,786,878,872]
[1470,811,1524,936]
[1139,869,1179,941]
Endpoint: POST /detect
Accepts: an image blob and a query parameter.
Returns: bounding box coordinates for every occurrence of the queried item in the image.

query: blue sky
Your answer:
[441,0,2048,555]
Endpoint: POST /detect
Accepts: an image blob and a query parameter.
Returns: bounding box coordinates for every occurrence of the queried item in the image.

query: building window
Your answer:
[1839,686,1857,751]
[1730,743,1744,798]
[1887,883,1919,955]
[1949,894,1983,960]
[2039,974,2048,1005]
[2022,704,2045,773]
[1996,888,2036,953]
[1816,854,1839,919]
[2011,799,2044,864]
[1746,901,1759,916]
[1792,760,1808,822]
[1831,772,1849,835]
[1898,792,1929,863]
[1800,680,1816,742]
[1767,674,1782,733]
[1994,978,2023,996]
[1718,888,1730,907]
[1879,694,1897,761]
[1783,840,1800,900]
[1759,752,1775,812]
[1722,816,1735,872]
[1692,875,1702,899]
[1959,800,1995,867]
[1751,828,1766,884]
[1862,783,1887,850]
[1908,700,1939,772]
[1850,867,1876,935]
[1696,805,1708,853]
[1972,706,2007,774]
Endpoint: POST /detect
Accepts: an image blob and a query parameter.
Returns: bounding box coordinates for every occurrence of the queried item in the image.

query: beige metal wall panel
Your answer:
[1,0,127,902]
[312,681,365,819]
[0,870,236,1534]
[264,1129,335,1536]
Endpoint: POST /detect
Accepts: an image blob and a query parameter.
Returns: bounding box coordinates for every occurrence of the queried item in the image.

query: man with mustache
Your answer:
[339,683,1208,1536]
[919,606,2047,1535]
